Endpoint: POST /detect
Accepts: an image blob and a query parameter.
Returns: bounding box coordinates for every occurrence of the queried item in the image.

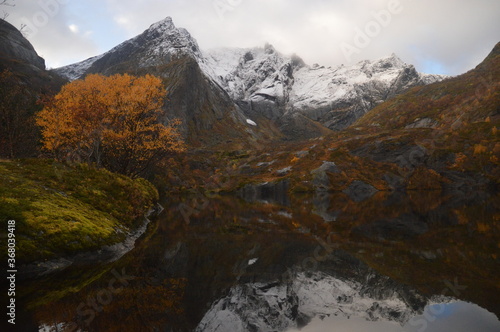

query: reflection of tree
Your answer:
[34,278,187,332]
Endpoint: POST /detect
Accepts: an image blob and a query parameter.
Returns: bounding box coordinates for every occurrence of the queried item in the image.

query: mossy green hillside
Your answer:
[0,159,158,263]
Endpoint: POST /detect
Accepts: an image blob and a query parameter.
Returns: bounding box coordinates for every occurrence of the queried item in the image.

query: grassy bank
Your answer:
[0,159,158,264]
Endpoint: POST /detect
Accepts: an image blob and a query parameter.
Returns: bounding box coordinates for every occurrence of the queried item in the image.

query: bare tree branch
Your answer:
[0,0,15,6]
[0,0,14,21]
[19,23,29,37]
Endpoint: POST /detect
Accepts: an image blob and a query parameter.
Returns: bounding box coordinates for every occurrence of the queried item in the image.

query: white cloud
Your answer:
[68,24,78,33]
[5,0,500,75]
[114,16,129,26]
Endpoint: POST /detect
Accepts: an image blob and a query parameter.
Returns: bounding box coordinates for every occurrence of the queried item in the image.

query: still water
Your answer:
[10,189,500,331]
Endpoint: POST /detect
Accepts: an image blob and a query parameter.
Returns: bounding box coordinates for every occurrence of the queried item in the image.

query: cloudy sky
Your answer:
[4,0,499,75]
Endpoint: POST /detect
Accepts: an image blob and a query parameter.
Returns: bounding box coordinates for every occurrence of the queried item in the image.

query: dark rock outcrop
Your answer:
[0,19,65,89]
[343,180,378,202]
[311,161,340,191]
[239,180,290,206]
[0,19,66,157]
[0,19,45,70]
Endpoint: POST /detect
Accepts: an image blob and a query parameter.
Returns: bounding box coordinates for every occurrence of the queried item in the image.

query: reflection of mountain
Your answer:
[197,250,435,332]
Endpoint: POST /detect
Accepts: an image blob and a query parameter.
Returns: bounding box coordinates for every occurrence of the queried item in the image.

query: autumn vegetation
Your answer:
[36,73,185,177]
[0,158,158,263]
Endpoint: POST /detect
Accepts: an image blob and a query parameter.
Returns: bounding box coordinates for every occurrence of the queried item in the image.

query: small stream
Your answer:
[9,189,500,331]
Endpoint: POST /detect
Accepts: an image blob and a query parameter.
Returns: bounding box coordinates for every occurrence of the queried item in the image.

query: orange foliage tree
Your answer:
[36,73,185,176]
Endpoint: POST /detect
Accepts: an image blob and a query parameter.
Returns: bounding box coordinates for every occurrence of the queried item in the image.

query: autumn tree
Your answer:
[36,73,185,176]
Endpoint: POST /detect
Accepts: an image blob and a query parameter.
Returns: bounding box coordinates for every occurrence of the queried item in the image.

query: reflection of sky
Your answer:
[287,302,500,332]
[428,302,456,319]
[404,302,500,332]
[287,316,402,332]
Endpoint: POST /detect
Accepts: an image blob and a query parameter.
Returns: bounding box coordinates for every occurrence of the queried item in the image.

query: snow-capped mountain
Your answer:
[204,44,294,113]
[204,45,445,130]
[55,17,446,140]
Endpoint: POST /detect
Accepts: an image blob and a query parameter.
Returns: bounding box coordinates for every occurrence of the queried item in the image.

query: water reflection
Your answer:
[197,251,432,331]
[9,189,500,332]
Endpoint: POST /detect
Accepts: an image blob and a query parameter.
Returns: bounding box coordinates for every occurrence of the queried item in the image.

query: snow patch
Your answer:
[246,119,257,126]
[248,258,258,266]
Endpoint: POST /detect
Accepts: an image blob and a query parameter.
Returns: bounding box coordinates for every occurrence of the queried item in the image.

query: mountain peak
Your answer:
[148,16,176,32]
[373,53,406,69]
[264,42,276,54]
[140,16,202,61]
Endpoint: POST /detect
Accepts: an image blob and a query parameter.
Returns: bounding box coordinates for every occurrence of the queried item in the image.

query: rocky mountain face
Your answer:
[55,17,444,143]
[0,19,45,70]
[0,19,66,157]
[0,19,65,89]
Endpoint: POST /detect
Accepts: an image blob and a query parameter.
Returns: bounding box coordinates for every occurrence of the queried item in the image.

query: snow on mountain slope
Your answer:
[57,54,104,81]
[290,54,407,110]
[420,72,447,85]
[205,46,446,130]
[203,47,248,83]
[205,44,293,103]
